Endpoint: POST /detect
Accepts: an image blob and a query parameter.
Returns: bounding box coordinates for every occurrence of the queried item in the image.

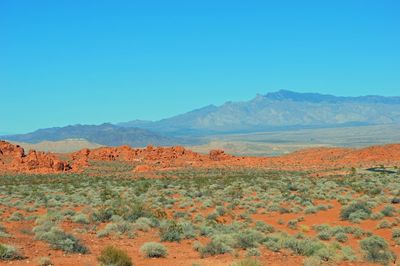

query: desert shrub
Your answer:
[179,221,196,239]
[255,221,275,233]
[381,205,395,217]
[263,235,282,252]
[0,244,24,260]
[216,206,226,216]
[8,211,24,221]
[135,217,156,228]
[360,235,395,265]
[245,248,260,257]
[140,242,168,258]
[303,256,322,266]
[231,258,261,266]
[340,202,371,221]
[371,212,384,220]
[0,224,10,238]
[314,245,338,262]
[392,228,400,239]
[72,213,90,224]
[92,207,113,222]
[317,230,331,241]
[159,220,183,242]
[312,224,330,232]
[335,233,348,243]
[38,257,53,266]
[38,226,88,253]
[199,225,214,236]
[192,241,202,251]
[341,246,357,261]
[283,237,324,256]
[304,206,318,214]
[351,227,365,239]
[287,219,298,230]
[199,234,235,257]
[33,219,56,239]
[235,229,264,249]
[97,221,134,238]
[377,220,391,229]
[98,245,133,266]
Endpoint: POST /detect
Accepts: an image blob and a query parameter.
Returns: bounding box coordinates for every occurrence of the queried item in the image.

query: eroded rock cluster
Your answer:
[0,141,70,173]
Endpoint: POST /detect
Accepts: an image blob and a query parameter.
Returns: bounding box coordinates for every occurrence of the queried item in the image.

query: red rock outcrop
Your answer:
[209,149,232,161]
[0,140,70,173]
[3,139,400,174]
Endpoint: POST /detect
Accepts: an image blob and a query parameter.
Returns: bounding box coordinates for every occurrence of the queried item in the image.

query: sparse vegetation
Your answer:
[0,165,399,265]
[98,246,133,266]
[140,242,168,258]
[0,244,24,260]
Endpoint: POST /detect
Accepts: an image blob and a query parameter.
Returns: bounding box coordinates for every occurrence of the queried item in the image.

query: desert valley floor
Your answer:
[0,140,399,265]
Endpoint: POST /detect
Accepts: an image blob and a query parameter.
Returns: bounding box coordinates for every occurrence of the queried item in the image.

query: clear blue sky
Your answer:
[1,0,399,133]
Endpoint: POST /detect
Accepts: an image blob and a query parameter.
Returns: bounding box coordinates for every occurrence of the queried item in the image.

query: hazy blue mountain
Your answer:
[120,90,400,135]
[4,91,400,145]
[2,123,188,147]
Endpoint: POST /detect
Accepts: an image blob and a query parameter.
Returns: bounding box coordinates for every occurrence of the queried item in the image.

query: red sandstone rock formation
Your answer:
[0,141,70,173]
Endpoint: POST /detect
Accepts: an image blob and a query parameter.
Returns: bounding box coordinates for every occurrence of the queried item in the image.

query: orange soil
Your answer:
[2,197,395,266]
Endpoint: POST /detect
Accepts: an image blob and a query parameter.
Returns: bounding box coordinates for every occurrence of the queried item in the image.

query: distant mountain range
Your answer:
[2,123,188,147]
[119,90,400,135]
[2,90,400,148]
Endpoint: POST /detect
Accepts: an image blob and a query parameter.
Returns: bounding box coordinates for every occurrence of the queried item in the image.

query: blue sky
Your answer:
[1,0,399,133]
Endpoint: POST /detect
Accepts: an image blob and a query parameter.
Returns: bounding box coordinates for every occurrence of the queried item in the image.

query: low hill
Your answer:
[9,139,104,153]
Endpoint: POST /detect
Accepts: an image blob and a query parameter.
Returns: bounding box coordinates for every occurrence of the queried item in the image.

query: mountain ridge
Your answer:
[119,90,400,135]
[2,123,190,147]
[3,90,400,146]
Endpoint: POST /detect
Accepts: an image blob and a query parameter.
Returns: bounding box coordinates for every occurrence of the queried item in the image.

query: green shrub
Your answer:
[335,233,348,243]
[283,237,324,256]
[381,206,395,217]
[304,206,318,214]
[38,257,53,266]
[98,245,133,266]
[255,221,274,233]
[377,220,391,229]
[0,244,24,260]
[360,235,395,265]
[287,219,298,230]
[38,226,88,253]
[0,224,10,238]
[92,207,113,222]
[179,221,196,239]
[159,221,182,242]
[371,212,384,220]
[231,258,261,266]
[140,242,168,258]
[97,221,134,238]
[264,237,281,252]
[340,202,371,221]
[72,213,90,224]
[314,246,337,262]
[8,211,24,221]
[317,230,331,241]
[199,235,234,257]
[245,248,260,257]
[303,256,321,266]
[341,246,357,261]
[235,229,264,249]
[392,228,400,239]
